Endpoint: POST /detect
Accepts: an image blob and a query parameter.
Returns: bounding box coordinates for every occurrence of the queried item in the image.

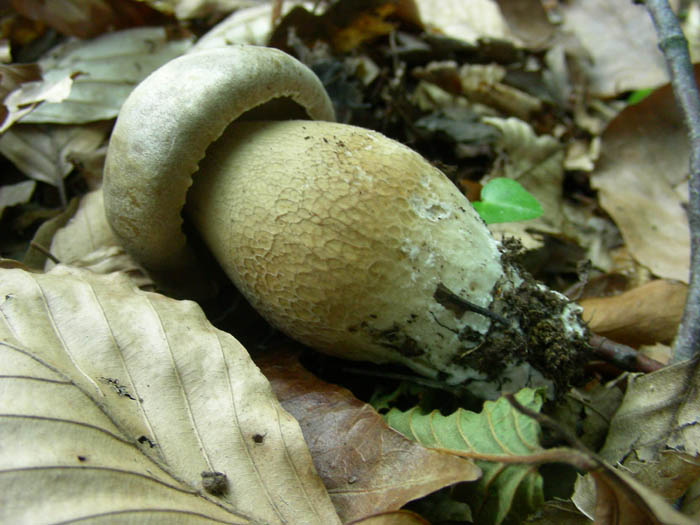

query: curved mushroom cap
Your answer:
[103,45,335,273]
[187,120,505,379]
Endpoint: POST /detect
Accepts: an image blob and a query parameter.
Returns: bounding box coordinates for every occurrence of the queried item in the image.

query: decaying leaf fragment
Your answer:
[0,265,340,524]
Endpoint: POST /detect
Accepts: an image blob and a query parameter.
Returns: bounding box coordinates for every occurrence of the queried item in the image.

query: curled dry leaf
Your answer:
[0,72,75,132]
[0,266,340,524]
[257,349,480,523]
[573,465,698,525]
[580,280,687,347]
[591,75,692,283]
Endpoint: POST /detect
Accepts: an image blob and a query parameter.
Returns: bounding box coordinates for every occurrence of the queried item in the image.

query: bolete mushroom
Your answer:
[103,45,589,397]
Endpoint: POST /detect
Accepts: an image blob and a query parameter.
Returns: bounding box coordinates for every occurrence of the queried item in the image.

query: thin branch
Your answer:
[589,333,664,373]
[645,0,700,363]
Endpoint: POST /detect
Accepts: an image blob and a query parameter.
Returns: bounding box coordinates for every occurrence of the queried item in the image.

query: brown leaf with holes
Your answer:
[258,348,480,523]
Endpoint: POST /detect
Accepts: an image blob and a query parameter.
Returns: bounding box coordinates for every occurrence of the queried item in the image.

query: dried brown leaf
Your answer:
[10,27,192,127]
[591,75,692,283]
[559,0,668,97]
[580,280,687,347]
[258,348,480,523]
[495,0,554,50]
[414,0,517,45]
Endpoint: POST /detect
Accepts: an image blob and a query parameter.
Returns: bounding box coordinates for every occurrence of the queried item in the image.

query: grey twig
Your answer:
[645,0,700,363]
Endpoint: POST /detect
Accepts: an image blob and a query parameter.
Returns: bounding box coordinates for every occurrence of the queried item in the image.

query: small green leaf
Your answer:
[626,87,653,105]
[385,388,546,525]
[473,178,543,224]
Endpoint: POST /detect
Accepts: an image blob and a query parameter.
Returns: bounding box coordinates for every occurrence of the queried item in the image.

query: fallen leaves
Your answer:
[0,265,341,524]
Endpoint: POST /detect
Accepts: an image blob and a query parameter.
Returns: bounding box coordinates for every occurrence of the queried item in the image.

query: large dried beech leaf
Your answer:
[0,266,340,524]
[559,0,668,97]
[258,349,479,523]
[16,27,192,125]
[591,77,691,283]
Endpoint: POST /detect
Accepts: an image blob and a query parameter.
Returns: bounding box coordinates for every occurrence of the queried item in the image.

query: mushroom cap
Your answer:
[103,45,335,273]
[187,120,504,378]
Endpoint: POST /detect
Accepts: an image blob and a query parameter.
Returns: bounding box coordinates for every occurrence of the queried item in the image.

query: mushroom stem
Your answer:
[186,120,590,394]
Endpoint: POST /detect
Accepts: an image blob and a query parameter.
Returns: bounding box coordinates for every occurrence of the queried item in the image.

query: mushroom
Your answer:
[103,45,589,396]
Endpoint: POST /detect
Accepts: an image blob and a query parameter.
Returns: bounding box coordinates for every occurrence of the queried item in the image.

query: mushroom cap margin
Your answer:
[103,45,336,273]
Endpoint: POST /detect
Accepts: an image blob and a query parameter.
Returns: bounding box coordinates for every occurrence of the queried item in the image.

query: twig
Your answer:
[644,1,700,363]
[29,241,60,265]
[589,333,664,373]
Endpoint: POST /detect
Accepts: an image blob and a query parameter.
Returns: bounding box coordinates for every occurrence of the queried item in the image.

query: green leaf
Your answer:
[626,87,653,105]
[473,178,543,224]
[385,388,545,525]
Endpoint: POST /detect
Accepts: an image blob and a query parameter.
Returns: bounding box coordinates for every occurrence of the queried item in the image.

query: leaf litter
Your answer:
[0,265,341,524]
[0,0,698,523]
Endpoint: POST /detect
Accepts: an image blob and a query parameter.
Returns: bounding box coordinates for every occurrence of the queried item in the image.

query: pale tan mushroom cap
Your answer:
[187,120,505,378]
[103,45,335,272]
